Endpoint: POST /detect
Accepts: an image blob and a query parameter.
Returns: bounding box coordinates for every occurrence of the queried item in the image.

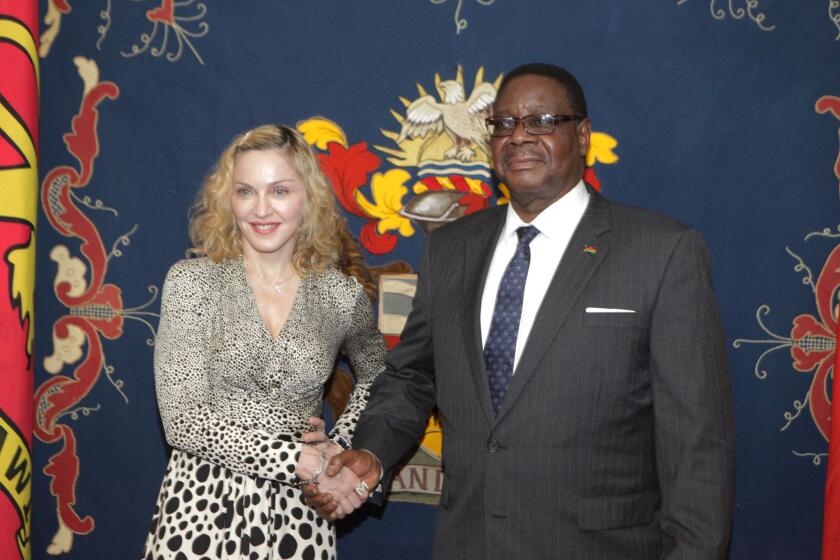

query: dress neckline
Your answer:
[235,255,306,342]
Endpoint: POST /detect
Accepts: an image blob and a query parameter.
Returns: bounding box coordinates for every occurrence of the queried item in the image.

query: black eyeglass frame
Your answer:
[484,113,584,137]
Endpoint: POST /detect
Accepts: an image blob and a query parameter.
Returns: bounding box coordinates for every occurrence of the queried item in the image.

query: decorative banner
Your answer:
[41,0,209,64]
[430,0,498,35]
[34,57,160,556]
[734,96,840,468]
[0,1,38,559]
[824,326,840,559]
[818,94,840,559]
[120,0,209,65]
[816,96,840,197]
[31,5,840,559]
[733,235,840,456]
[676,0,775,31]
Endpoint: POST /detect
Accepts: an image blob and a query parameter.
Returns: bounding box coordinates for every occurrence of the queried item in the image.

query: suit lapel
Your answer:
[460,206,506,426]
[495,192,613,422]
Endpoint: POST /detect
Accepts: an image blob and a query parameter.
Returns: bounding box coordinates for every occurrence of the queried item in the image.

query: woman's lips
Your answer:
[250,223,279,234]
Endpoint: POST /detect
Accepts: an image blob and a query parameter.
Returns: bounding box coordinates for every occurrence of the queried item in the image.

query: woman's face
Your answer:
[230,148,306,258]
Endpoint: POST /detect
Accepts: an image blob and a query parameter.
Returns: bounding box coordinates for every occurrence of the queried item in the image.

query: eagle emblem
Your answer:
[394,66,499,163]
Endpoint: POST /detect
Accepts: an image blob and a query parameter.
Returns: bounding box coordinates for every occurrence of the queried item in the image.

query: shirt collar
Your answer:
[500,180,590,241]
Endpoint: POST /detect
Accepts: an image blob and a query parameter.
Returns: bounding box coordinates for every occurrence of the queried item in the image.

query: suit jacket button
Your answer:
[487,440,499,453]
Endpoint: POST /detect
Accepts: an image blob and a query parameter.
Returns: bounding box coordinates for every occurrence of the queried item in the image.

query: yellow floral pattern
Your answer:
[355,169,415,237]
[496,182,510,205]
[419,415,442,460]
[296,117,348,149]
[587,131,619,167]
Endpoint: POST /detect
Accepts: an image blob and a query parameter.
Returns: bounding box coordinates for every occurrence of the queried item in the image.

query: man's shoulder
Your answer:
[598,194,691,238]
[429,204,505,242]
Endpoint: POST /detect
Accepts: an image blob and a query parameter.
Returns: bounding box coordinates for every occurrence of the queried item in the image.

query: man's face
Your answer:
[490,74,591,207]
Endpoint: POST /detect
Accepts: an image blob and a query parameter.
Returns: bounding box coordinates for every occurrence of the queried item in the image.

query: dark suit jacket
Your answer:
[354,191,735,559]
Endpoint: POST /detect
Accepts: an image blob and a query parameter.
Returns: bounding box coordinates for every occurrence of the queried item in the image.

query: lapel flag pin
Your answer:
[583,245,598,255]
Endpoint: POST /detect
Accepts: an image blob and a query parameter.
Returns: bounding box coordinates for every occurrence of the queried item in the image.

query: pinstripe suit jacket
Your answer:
[353,191,735,559]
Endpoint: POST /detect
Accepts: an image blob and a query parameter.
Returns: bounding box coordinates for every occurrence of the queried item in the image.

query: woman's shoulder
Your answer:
[167,255,217,275]
[310,266,366,300]
[164,256,225,289]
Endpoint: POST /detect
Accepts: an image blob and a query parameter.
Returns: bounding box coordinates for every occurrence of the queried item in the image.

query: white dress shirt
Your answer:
[480,181,590,371]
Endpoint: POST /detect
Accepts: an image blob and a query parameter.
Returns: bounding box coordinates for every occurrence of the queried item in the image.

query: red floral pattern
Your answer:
[318,142,381,218]
[35,78,124,540]
[789,245,840,440]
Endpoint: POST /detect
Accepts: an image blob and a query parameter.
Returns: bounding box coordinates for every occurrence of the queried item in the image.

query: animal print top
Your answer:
[154,256,386,483]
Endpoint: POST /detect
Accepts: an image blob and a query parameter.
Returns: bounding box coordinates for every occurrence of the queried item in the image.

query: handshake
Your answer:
[295,422,382,522]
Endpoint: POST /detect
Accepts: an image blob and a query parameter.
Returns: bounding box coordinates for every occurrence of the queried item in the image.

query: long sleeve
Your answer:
[353,246,438,472]
[154,260,303,483]
[330,282,387,444]
[649,230,735,559]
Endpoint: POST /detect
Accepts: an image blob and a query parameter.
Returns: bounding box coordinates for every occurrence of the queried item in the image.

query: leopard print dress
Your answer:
[142,256,386,560]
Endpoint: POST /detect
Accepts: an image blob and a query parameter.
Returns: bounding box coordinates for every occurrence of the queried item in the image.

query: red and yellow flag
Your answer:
[0,1,38,559]
[824,327,840,559]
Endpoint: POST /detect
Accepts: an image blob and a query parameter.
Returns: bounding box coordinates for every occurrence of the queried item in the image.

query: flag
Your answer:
[0,1,38,559]
[823,326,840,559]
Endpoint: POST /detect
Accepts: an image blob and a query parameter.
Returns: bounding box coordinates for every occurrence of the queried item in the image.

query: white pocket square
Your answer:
[585,307,636,313]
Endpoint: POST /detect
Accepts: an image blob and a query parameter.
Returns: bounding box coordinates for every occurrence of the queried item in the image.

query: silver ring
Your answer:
[354,481,369,497]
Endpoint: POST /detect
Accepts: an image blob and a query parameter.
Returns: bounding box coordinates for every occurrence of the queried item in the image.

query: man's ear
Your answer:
[577,118,592,158]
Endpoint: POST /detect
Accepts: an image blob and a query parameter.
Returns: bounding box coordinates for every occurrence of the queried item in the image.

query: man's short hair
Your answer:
[497,63,588,118]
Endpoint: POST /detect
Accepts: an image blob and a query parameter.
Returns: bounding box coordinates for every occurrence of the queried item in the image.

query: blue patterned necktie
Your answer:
[484,225,540,416]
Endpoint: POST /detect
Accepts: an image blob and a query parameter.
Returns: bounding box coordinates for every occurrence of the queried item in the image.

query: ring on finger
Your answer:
[353,480,369,498]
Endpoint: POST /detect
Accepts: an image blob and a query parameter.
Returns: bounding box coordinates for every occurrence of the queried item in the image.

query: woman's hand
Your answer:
[301,416,327,444]
[294,444,325,481]
[302,450,381,521]
[312,466,366,517]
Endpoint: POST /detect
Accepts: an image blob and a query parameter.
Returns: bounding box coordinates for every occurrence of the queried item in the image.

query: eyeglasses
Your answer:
[485,113,583,137]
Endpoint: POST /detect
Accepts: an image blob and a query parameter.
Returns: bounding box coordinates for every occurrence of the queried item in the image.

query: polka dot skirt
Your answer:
[142,257,385,559]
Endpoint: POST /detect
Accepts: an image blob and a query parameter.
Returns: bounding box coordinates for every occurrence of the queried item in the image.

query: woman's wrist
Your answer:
[315,440,342,456]
[295,444,326,481]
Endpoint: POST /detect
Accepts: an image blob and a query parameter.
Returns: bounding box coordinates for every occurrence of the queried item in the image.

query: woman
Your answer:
[143,124,386,560]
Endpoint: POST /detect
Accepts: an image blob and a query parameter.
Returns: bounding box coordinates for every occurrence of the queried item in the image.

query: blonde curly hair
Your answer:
[188,124,375,298]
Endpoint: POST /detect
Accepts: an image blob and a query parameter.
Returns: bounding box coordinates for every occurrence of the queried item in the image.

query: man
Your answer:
[306,63,735,559]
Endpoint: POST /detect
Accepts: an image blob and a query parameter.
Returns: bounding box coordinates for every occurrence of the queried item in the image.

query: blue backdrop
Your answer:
[32,1,840,558]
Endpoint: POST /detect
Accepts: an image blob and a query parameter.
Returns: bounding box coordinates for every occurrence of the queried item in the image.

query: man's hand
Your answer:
[305,466,365,519]
[302,450,382,521]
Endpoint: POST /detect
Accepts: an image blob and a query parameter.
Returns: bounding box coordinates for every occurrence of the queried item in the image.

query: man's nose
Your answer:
[508,119,536,144]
